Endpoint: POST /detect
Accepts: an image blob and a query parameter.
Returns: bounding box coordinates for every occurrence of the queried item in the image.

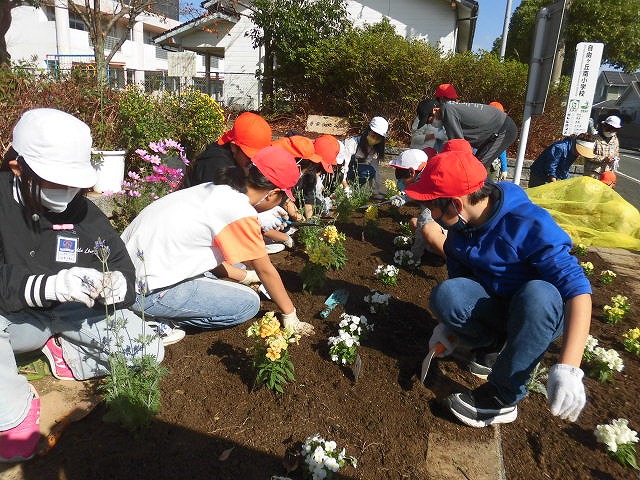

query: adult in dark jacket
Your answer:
[405,149,592,428]
[434,102,518,167]
[0,109,163,463]
[528,133,596,187]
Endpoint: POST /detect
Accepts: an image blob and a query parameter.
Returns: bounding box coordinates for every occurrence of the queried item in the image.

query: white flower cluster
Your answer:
[592,346,625,372]
[375,264,399,279]
[393,249,418,267]
[595,418,639,453]
[302,434,356,480]
[328,314,373,365]
[584,334,599,353]
[393,235,412,248]
[363,291,390,314]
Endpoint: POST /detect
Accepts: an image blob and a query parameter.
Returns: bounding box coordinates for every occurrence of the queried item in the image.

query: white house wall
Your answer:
[7,4,187,76]
[345,0,457,53]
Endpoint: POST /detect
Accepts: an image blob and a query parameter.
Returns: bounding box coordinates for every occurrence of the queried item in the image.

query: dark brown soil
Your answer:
[7,209,640,480]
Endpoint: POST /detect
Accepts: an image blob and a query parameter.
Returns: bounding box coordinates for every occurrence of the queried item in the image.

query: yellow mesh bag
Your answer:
[526,176,640,250]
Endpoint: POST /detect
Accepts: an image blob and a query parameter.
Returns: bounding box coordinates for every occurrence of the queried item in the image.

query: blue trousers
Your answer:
[429,278,565,404]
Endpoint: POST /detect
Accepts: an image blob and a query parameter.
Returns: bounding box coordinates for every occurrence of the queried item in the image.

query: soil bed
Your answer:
[7,209,640,480]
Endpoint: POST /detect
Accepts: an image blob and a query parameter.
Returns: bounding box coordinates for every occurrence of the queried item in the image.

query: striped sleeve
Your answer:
[214,216,266,264]
[22,274,52,308]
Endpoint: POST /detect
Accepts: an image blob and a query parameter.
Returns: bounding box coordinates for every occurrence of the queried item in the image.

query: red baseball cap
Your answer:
[442,138,473,154]
[217,112,272,158]
[313,134,340,173]
[435,83,458,100]
[404,150,487,201]
[489,101,504,112]
[251,146,300,201]
[273,135,324,164]
[600,171,616,187]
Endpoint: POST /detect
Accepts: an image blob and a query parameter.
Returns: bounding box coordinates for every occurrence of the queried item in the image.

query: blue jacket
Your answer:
[444,182,591,301]
[529,137,577,180]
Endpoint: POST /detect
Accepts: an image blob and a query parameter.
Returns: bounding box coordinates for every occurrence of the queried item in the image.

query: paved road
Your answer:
[617,149,640,210]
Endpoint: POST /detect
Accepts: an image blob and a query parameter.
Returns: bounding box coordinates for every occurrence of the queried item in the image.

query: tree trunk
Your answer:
[93,36,109,86]
[262,36,275,112]
[0,2,17,66]
[550,0,573,86]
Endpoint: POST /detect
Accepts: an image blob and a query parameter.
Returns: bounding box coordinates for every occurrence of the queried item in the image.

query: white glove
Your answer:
[240,270,261,285]
[343,186,352,198]
[282,235,294,249]
[390,194,407,207]
[428,323,457,357]
[499,170,508,181]
[258,206,289,232]
[45,267,104,308]
[98,271,127,304]
[280,308,314,336]
[547,363,586,422]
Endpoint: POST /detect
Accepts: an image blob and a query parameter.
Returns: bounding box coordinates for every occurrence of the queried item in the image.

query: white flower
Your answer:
[324,456,340,472]
[584,334,599,353]
[593,346,624,372]
[595,418,639,453]
[312,445,326,463]
[393,235,412,247]
[324,440,337,452]
[330,354,338,362]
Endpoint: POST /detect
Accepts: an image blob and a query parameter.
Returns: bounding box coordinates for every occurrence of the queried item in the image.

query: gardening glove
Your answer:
[44,267,104,308]
[97,271,127,304]
[282,235,294,249]
[258,206,289,232]
[547,363,586,422]
[240,270,261,285]
[281,308,314,336]
[499,170,509,181]
[428,323,457,358]
[390,194,407,207]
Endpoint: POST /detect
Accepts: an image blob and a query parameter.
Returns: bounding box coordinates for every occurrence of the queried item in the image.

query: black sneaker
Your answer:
[446,383,518,428]
[468,339,506,379]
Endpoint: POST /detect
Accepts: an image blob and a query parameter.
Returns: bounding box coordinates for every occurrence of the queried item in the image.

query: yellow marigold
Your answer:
[364,205,379,221]
[322,225,339,244]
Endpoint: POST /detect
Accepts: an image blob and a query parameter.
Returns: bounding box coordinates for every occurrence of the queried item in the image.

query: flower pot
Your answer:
[91,150,126,193]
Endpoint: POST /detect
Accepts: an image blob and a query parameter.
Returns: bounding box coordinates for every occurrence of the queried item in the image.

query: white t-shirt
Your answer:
[121,183,265,293]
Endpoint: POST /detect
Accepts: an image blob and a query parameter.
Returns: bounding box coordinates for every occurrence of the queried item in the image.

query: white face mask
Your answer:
[602,131,614,138]
[40,187,80,213]
[431,119,443,129]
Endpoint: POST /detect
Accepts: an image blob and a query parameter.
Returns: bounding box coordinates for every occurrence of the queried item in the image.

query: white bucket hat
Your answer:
[390,149,428,171]
[369,116,389,137]
[12,108,97,188]
[602,115,622,129]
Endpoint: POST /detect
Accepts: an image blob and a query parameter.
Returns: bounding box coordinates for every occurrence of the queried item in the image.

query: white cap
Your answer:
[603,115,622,129]
[12,108,97,188]
[390,149,428,170]
[369,116,389,137]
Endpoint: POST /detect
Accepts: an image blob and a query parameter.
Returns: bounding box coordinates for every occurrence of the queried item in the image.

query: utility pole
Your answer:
[499,0,513,60]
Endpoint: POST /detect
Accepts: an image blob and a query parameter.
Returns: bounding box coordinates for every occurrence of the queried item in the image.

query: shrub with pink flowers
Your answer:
[110,139,190,231]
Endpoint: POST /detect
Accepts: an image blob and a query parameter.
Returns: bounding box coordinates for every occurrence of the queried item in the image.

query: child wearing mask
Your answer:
[0,109,163,462]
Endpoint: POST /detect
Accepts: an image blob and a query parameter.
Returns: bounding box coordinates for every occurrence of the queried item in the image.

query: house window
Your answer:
[144,30,156,45]
[69,12,87,31]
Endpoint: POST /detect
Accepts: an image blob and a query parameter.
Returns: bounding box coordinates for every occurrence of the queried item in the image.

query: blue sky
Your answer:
[472,0,523,52]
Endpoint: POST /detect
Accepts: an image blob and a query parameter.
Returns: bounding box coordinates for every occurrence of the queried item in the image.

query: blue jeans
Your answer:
[429,278,565,404]
[132,276,260,330]
[1,303,163,430]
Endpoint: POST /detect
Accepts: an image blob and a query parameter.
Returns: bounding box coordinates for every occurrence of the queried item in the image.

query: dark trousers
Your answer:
[475,116,518,167]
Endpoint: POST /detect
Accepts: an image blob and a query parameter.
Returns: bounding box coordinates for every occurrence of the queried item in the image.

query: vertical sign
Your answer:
[562,42,604,136]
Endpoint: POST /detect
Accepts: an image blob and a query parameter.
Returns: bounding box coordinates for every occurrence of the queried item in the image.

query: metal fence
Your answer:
[24,58,261,109]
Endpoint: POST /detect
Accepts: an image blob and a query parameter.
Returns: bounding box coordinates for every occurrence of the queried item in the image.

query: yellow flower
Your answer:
[364,205,378,221]
[268,335,288,352]
[322,225,340,244]
[266,347,281,361]
[624,328,640,341]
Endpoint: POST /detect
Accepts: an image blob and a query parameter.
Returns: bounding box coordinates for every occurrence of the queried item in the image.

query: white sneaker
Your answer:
[146,321,186,346]
[265,243,285,254]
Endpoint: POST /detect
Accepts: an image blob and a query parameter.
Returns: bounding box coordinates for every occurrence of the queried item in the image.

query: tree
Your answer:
[1,0,40,66]
[61,0,169,85]
[246,0,349,111]
[505,0,640,73]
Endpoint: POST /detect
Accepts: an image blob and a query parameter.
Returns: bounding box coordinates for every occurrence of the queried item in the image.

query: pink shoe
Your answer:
[42,337,75,380]
[0,386,40,463]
